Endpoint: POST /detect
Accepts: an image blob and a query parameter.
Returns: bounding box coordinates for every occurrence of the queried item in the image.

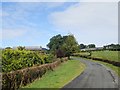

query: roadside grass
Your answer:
[95,60,120,77]
[22,60,86,88]
[91,51,119,62]
[83,58,120,77]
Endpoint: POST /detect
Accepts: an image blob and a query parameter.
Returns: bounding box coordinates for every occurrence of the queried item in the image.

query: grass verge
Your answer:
[93,60,120,77]
[22,60,85,88]
[83,58,120,77]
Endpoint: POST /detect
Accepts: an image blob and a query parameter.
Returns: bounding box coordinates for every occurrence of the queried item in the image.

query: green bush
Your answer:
[2,49,54,72]
[44,54,55,63]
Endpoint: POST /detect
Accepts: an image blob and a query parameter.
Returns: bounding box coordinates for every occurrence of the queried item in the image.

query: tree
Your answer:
[87,44,96,48]
[62,35,79,59]
[56,49,65,58]
[17,46,25,50]
[79,44,86,49]
[103,44,120,51]
[5,47,12,49]
[47,34,79,59]
[47,34,63,55]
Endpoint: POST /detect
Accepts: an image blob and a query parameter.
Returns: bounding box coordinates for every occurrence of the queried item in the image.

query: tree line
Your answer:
[79,44,96,49]
[103,44,120,51]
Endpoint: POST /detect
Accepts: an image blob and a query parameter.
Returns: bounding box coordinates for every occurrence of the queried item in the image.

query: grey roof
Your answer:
[13,46,42,50]
[25,46,42,50]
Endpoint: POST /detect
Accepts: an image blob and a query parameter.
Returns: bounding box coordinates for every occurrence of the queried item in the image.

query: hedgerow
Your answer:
[73,53,120,67]
[2,49,55,72]
[2,58,68,90]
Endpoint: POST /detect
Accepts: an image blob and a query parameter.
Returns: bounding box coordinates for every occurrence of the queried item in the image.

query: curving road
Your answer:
[63,57,119,88]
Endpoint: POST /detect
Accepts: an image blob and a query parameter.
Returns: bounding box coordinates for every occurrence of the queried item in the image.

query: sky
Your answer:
[0,1,118,48]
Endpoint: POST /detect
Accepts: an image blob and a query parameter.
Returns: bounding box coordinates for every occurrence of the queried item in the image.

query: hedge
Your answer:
[73,54,120,67]
[2,49,55,72]
[2,57,68,90]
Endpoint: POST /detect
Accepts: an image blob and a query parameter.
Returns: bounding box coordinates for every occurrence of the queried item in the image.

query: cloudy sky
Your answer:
[1,1,118,48]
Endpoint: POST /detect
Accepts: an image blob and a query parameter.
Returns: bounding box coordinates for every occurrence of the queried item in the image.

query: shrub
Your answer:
[2,58,68,90]
[2,49,55,72]
[44,54,55,63]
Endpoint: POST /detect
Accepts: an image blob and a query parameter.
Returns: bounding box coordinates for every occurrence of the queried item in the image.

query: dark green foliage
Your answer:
[44,54,55,63]
[5,47,12,49]
[47,34,79,59]
[17,46,25,50]
[62,35,79,59]
[56,49,65,58]
[87,44,96,48]
[79,44,86,49]
[103,44,120,51]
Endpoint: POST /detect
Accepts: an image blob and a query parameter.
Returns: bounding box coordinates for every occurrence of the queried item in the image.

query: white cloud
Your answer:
[49,2,118,46]
[2,29,27,39]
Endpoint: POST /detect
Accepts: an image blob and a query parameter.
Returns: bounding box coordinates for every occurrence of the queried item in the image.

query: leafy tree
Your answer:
[17,46,25,50]
[62,35,79,59]
[47,34,79,59]
[87,44,96,48]
[56,49,65,58]
[103,44,120,51]
[47,34,63,55]
[79,44,86,49]
[5,47,12,49]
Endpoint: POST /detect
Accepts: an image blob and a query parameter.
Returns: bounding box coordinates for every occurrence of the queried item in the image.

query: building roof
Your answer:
[13,46,42,50]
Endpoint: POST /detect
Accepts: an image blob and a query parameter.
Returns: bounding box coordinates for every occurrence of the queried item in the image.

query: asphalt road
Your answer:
[63,57,119,88]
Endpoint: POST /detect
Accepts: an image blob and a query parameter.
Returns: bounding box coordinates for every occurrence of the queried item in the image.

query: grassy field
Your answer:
[22,60,85,88]
[91,51,119,62]
[78,50,119,62]
[76,52,90,56]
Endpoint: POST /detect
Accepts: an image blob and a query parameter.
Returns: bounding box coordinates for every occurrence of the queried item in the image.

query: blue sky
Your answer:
[1,2,118,48]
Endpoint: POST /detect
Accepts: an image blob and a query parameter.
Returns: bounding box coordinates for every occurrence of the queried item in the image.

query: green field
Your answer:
[77,50,119,62]
[91,51,119,62]
[76,52,90,56]
[22,60,85,88]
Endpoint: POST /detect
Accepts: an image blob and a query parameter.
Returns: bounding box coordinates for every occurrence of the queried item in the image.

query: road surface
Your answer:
[63,57,119,88]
